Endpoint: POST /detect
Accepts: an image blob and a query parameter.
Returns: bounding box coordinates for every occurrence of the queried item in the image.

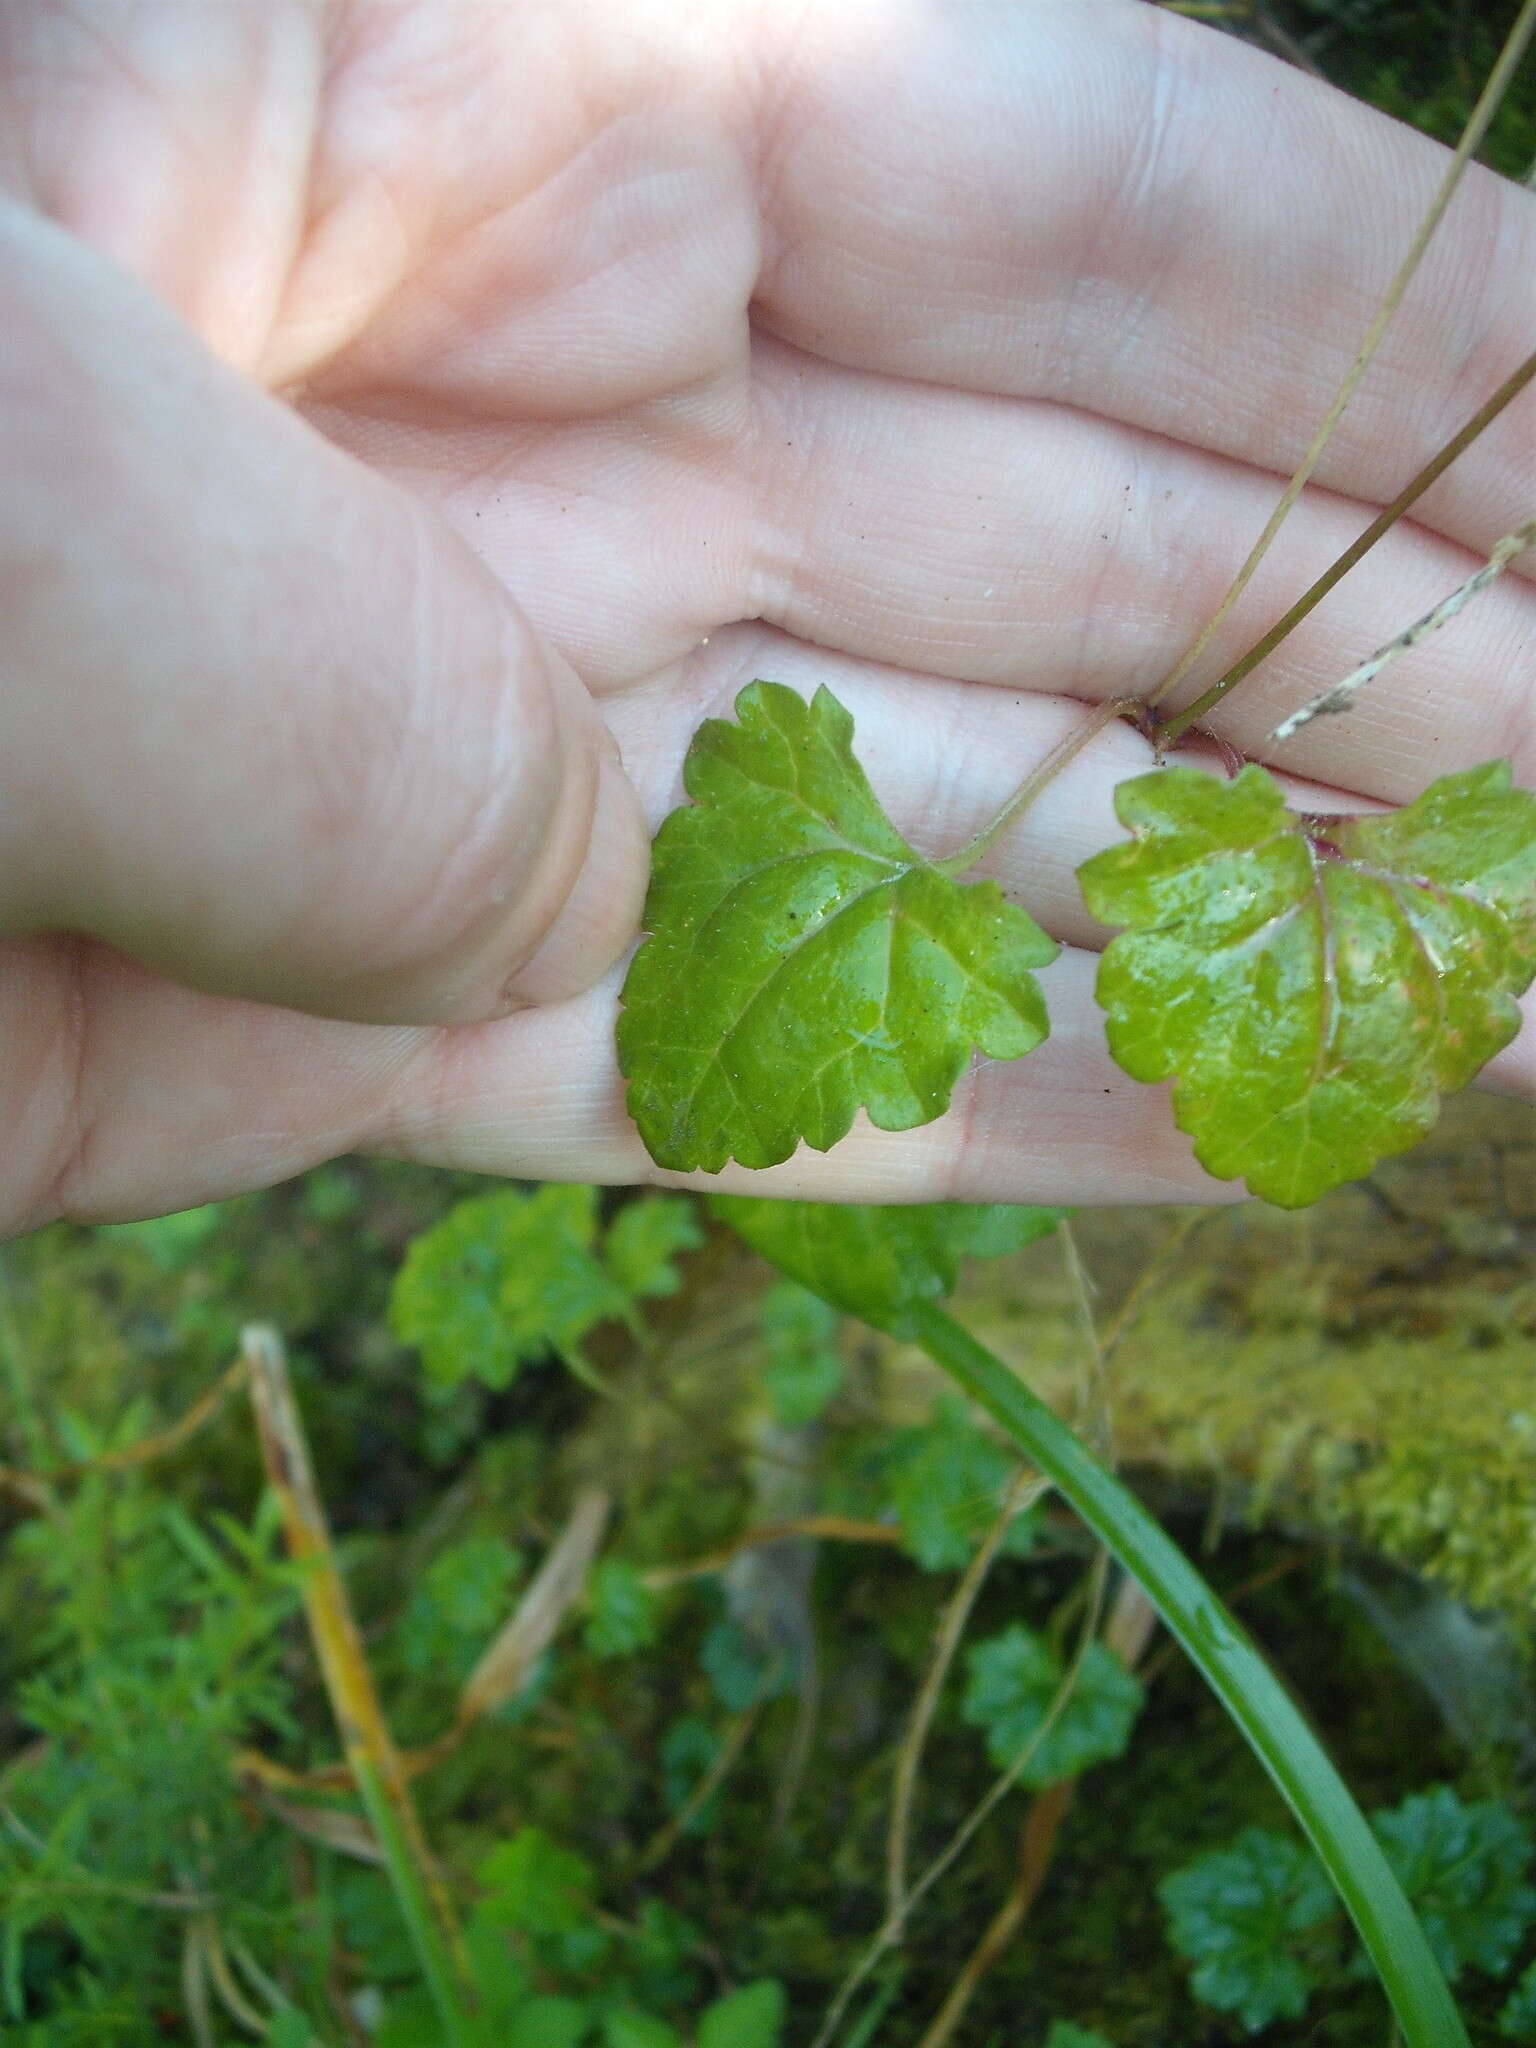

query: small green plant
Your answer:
[374,1827,787,2048]
[1161,1786,1536,2032]
[390,1183,701,1388]
[961,1624,1145,1786]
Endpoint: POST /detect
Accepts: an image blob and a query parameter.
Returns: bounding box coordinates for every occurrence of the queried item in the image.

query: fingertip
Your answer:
[498,749,652,1008]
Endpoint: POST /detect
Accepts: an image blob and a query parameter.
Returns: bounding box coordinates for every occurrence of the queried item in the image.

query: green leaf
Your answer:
[604,1196,705,1302]
[623,1898,705,2008]
[618,681,1057,1171]
[1499,1959,1536,2039]
[602,2012,682,2048]
[517,1997,594,2048]
[462,1915,534,2016]
[391,1186,626,1387]
[760,1281,844,1425]
[476,1827,597,1937]
[700,1618,791,1712]
[263,2015,315,2048]
[396,1535,523,1679]
[882,1395,1036,1570]
[961,1623,1144,1786]
[661,1716,725,1835]
[584,1559,660,1659]
[1078,761,1536,1206]
[710,1195,1063,1332]
[1044,2027,1116,2048]
[1372,1785,1536,1982]
[696,1980,787,2048]
[1159,1827,1339,2032]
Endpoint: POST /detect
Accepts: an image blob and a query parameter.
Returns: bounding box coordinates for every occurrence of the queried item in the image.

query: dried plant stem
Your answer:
[812,1556,1111,2048]
[454,1486,609,1734]
[638,1702,763,1872]
[917,1782,1076,2048]
[1099,1209,1210,1357]
[243,1325,475,2042]
[181,1925,217,2048]
[643,1513,904,1589]
[1156,343,1536,745]
[884,1470,1048,1920]
[915,1580,1159,2048]
[1058,1217,1115,1463]
[1147,0,1536,716]
[1268,517,1536,742]
[199,1915,271,2036]
[2,1352,251,1516]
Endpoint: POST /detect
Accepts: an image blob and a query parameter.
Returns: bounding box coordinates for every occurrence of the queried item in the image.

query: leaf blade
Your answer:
[709,1195,1063,1331]
[619,682,1057,1172]
[1079,761,1536,1205]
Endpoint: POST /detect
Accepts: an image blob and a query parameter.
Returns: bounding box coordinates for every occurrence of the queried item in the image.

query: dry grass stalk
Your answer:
[1269,518,1536,742]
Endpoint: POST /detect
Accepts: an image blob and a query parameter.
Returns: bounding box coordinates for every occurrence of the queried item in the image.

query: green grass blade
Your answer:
[905,1301,1468,2048]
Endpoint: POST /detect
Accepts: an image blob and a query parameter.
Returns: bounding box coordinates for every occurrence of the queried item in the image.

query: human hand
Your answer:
[3,0,1533,1237]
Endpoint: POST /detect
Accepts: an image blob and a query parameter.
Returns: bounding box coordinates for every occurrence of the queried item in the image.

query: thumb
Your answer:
[0,203,648,1025]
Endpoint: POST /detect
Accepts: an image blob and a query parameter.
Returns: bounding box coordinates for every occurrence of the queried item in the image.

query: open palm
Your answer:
[4,0,1534,1237]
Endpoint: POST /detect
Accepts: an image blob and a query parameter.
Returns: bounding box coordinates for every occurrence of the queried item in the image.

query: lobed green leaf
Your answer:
[584,1559,660,1660]
[710,1195,1062,1332]
[1078,761,1536,1206]
[696,1980,786,2048]
[961,1622,1144,1787]
[618,682,1057,1172]
[881,1394,1037,1570]
[759,1280,845,1426]
[390,1188,700,1388]
[1372,1784,1536,1983]
[1159,1827,1339,2032]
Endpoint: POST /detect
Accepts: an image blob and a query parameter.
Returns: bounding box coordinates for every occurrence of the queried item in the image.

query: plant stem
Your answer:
[1147,0,1536,716]
[905,1302,1470,2048]
[1156,342,1536,746]
[243,1325,477,2043]
[915,1779,1077,2048]
[914,1577,1158,2048]
[936,698,1142,878]
[1268,516,1536,743]
[885,1471,1047,1919]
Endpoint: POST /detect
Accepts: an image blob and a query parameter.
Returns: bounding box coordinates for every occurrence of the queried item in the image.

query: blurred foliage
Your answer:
[8,1103,1536,2039]
[1161,1785,1536,2028]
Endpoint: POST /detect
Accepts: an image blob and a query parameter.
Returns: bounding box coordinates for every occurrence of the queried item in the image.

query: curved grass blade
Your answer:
[906,1302,1469,2048]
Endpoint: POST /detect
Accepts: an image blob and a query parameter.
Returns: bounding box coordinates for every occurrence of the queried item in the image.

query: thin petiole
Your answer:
[1154,341,1536,748]
[936,697,1142,878]
[1268,517,1536,743]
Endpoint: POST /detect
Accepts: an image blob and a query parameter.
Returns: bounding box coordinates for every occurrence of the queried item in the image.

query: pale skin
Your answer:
[2,0,1534,1239]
